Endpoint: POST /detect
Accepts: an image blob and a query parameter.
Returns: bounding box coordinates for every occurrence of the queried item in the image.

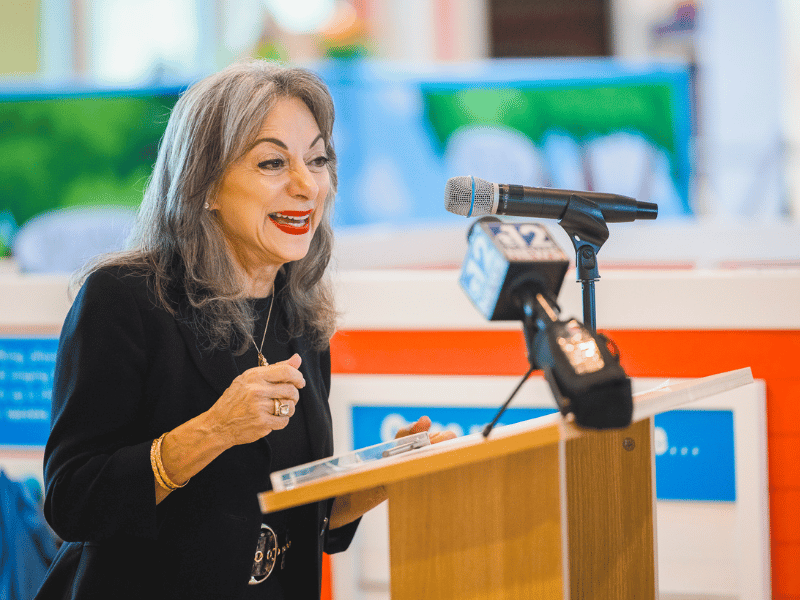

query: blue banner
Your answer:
[318,59,693,230]
[653,409,736,502]
[0,338,58,446]
[352,405,736,502]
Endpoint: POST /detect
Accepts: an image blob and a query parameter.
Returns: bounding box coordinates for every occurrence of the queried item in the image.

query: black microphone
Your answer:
[445,176,658,222]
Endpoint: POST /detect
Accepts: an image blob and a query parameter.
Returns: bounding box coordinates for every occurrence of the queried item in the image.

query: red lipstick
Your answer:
[268,209,313,235]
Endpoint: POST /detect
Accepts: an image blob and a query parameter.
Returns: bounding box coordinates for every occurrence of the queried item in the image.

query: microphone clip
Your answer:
[558,194,612,333]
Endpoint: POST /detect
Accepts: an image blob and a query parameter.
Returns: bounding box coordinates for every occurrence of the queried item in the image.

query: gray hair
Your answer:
[77,59,338,352]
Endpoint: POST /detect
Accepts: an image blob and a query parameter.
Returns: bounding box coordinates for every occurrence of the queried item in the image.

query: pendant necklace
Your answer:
[251,296,274,367]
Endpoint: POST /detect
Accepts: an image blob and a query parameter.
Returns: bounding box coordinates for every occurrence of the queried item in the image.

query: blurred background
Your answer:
[1,1,799,599]
[1,0,799,271]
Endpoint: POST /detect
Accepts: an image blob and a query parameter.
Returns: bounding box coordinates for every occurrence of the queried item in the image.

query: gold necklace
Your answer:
[251,296,274,367]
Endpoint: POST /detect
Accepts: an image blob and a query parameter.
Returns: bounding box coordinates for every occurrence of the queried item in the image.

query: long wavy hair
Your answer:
[76,60,338,352]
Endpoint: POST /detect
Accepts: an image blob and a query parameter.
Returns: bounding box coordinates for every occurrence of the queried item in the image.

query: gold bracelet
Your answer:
[151,432,189,491]
[155,432,189,490]
[150,436,171,490]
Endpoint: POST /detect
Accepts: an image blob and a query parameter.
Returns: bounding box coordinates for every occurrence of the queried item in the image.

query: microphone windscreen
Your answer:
[444,176,495,216]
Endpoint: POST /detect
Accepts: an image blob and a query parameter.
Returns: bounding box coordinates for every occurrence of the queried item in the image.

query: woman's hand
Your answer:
[204,353,306,448]
[394,415,458,445]
[329,416,457,529]
[153,354,305,505]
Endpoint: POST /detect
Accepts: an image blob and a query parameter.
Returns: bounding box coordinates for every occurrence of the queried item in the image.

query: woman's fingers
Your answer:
[254,382,300,404]
[430,430,458,444]
[275,353,302,369]
[207,354,306,446]
[394,416,432,439]
[395,416,458,444]
[245,361,305,389]
[264,413,291,430]
[269,353,303,378]
[266,397,296,419]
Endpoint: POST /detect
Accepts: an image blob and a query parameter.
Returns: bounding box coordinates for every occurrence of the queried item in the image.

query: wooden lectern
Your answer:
[258,368,753,600]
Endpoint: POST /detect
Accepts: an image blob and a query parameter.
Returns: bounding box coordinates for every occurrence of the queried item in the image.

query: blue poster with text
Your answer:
[352,405,736,502]
[0,338,58,446]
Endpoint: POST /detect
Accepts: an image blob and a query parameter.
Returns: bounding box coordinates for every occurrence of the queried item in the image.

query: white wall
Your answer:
[612,0,790,220]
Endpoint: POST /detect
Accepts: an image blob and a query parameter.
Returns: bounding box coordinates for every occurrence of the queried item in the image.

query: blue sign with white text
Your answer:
[652,409,736,501]
[352,405,736,502]
[352,406,554,450]
[0,338,58,446]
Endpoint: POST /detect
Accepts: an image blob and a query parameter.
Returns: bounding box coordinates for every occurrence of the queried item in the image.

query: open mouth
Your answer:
[268,210,313,235]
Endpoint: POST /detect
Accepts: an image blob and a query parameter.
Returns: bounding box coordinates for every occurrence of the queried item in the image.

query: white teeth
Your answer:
[270,213,310,228]
[272,213,309,222]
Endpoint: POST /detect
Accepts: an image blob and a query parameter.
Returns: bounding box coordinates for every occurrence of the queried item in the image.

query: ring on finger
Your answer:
[273,399,291,417]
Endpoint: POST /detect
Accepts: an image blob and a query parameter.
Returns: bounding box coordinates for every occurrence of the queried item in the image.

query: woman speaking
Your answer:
[35,60,451,599]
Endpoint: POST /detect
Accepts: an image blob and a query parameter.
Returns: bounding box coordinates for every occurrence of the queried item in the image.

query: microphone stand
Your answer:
[557,195,610,333]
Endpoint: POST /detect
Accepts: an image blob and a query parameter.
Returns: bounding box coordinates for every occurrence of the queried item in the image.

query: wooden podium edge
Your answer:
[259,413,563,513]
[258,367,754,515]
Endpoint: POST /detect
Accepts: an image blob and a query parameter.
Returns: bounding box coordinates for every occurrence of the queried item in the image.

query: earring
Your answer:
[204,202,210,210]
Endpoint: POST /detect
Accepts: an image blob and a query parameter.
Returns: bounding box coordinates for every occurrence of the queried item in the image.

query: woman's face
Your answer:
[211,96,330,273]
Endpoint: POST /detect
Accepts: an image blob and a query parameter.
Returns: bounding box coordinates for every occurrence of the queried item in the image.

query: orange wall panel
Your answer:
[331,330,529,375]
[771,489,800,545]
[606,330,800,380]
[765,379,800,436]
[330,328,800,599]
[769,435,800,489]
[772,542,800,598]
[322,554,332,600]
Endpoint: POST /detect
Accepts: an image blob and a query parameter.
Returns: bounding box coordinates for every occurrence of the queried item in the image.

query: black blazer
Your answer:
[36,267,358,600]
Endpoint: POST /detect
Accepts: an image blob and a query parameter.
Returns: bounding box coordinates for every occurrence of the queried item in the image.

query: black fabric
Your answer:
[235,296,314,600]
[35,267,359,600]
[235,296,314,475]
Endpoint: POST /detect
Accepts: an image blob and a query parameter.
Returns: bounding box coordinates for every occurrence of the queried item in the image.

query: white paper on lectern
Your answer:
[270,431,430,491]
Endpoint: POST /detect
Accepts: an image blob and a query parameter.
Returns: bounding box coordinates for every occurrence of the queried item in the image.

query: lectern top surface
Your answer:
[270,432,430,491]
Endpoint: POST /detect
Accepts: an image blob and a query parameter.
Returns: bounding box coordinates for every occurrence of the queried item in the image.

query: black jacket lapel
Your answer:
[174,319,239,400]
[290,333,334,462]
[167,281,240,401]
[169,283,331,465]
